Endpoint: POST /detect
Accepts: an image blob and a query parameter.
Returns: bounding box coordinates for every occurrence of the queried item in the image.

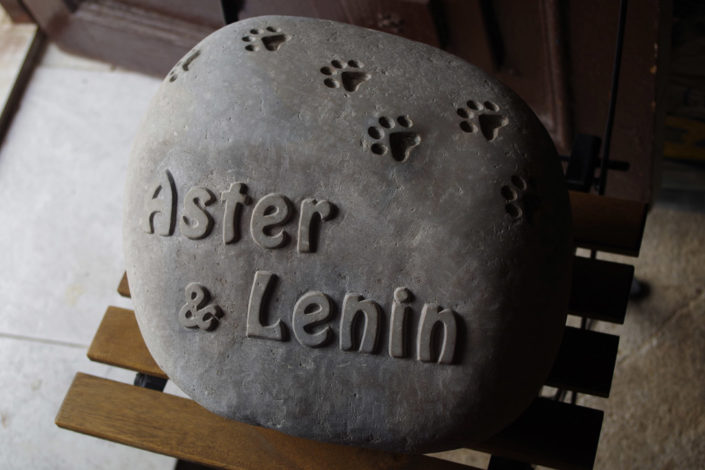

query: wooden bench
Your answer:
[56,191,647,470]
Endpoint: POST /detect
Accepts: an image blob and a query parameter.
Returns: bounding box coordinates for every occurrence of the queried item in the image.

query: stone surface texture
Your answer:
[124,16,572,452]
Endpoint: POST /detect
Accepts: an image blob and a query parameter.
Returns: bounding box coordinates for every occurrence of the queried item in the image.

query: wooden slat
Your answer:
[570,191,647,256]
[91,305,612,405]
[474,398,603,470]
[22,0,218,77]
[56,373,478,470]
[0,0,34,22]
[0,13,44,146]
[546,327,619,397]
[569,256,634,324]
[96,279,612,469]
[117,272,130,297]
[87,306,166,379]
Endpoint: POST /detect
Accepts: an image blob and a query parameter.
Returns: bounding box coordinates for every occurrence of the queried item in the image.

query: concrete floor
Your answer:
[0,43,176,469]
[0,40,703,469]
[579,206,705,469]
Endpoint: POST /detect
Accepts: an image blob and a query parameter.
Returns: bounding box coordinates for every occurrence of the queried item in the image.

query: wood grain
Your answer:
[569,256,634,324]
[57,373,601,470]
[56,373,478,470]
[87,306,166,378]
[101,190,637,469]
[89,303,617,399]
[546,326,619,398]
[476,397,602,470]
[22,0,216,77]
[569,191,647,256]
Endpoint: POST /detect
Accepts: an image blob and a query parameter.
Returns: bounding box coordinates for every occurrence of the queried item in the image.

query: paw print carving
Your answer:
[320,60,371,93]
[168,49,200,83]
[367,115,421,162]
[501,175,539,222]
[457,100,508,141]
[242,26,289,52]
[178,283,223,331]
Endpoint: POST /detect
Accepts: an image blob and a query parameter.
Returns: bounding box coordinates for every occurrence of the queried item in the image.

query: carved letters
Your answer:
[221,182,251,244]
[180,187,216,240]
[246,270,285,341]
[142,172,335,253]
[389,287,412,358]
[417,303,457,364]
[185,273,460,364]
[143,170,176,236]
[340,294,381,353]
[250,194,292,249]
[178,283,222,331]
[158,169,461,364]
[298,198,334,253]
[292,291,333,347]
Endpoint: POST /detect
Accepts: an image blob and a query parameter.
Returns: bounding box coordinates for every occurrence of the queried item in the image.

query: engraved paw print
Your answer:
[321,59,371,93]
[178,283,223,331]
[457,100,508,141]
[168,49,200,83]
[367,115,421,162]
[242,26,289,52]
[501,174,539,223]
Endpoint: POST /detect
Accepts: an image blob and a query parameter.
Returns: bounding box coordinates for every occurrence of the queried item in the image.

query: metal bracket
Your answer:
[562,134,630,192]
[133,372,168,392]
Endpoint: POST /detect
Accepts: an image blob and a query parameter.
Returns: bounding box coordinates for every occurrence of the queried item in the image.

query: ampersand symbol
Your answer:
[178,283,223,331]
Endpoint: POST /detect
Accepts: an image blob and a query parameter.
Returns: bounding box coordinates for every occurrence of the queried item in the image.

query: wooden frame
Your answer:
[0,9,45,146]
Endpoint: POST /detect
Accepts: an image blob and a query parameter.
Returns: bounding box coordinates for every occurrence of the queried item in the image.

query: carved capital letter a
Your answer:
[246,271,286,341]
[143,170,176,236]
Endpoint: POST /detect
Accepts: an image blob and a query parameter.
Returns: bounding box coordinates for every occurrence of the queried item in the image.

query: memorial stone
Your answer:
[123,15,573,453]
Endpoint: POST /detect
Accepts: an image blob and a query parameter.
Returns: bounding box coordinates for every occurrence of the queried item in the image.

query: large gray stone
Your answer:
[123,16,572,453]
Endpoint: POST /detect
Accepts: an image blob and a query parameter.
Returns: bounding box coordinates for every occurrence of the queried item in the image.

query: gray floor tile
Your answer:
[0,45,160,345]
[0,43,171,469]
[0,337,175,469]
